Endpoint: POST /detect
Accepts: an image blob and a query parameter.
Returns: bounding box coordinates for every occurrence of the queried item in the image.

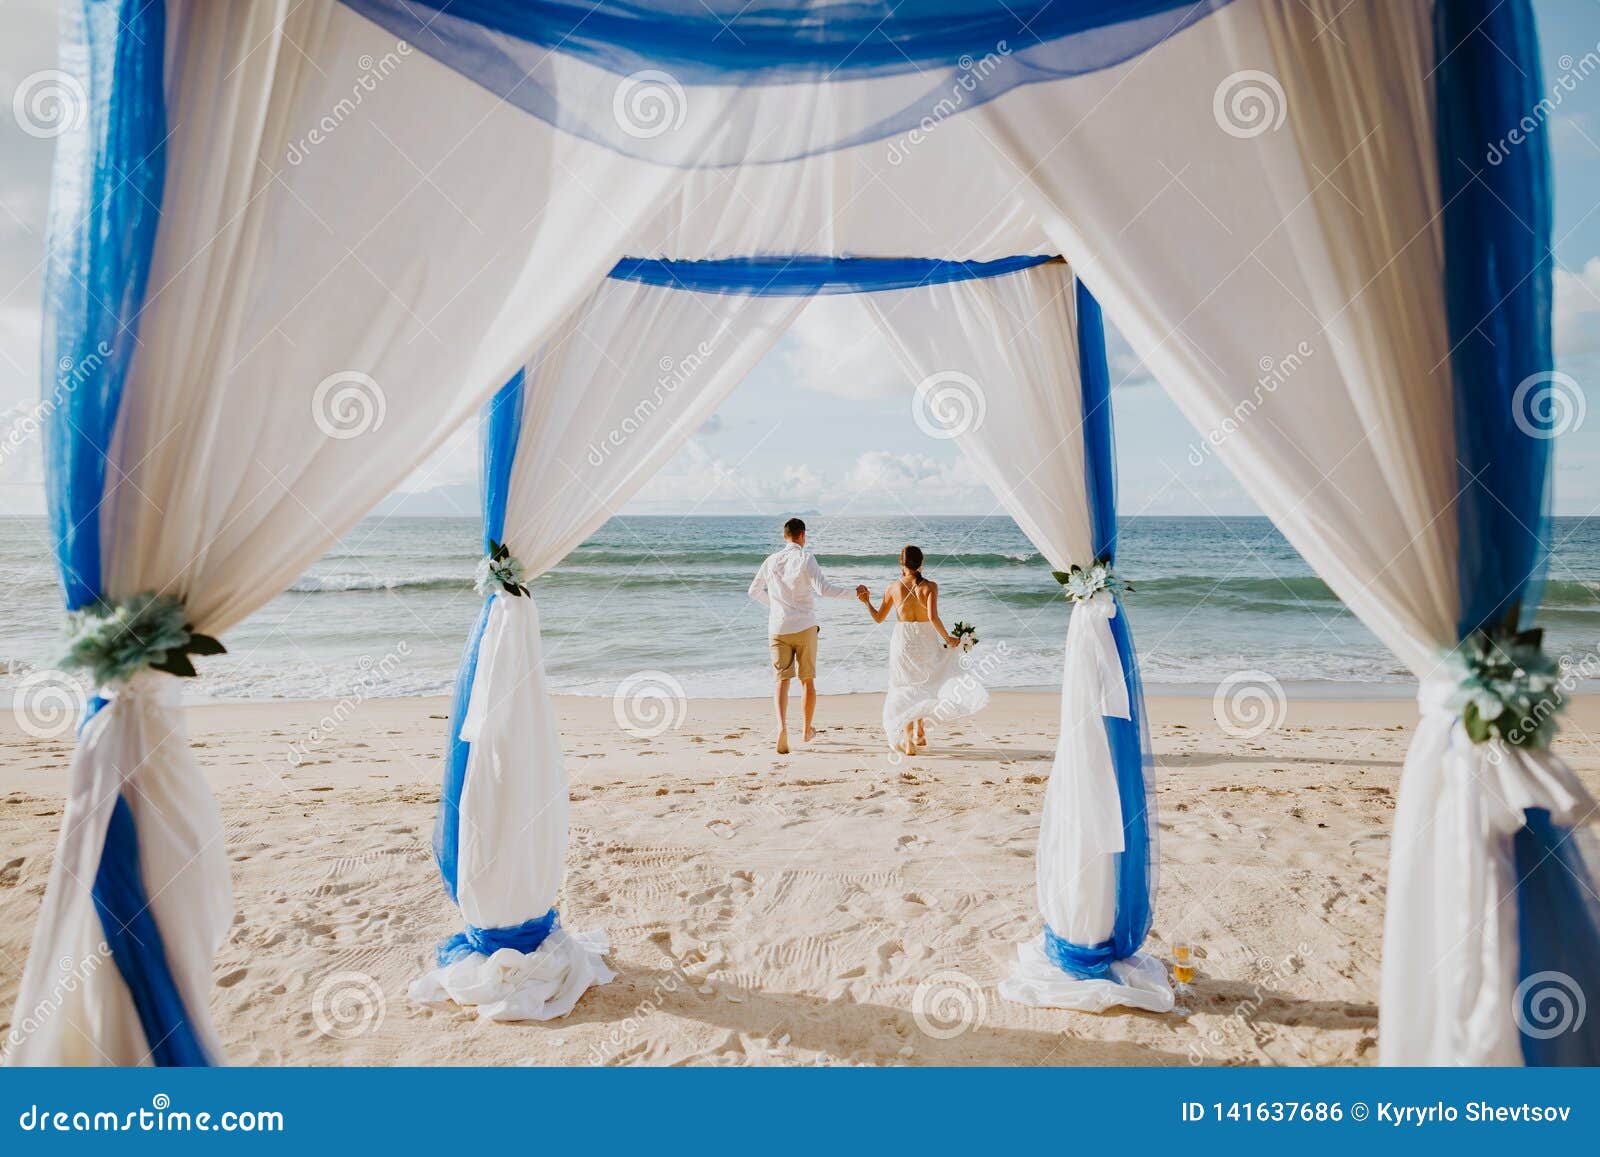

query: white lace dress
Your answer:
[882,620,989,748]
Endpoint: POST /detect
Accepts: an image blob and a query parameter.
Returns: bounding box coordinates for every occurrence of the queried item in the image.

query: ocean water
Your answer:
[4,515,1599,702]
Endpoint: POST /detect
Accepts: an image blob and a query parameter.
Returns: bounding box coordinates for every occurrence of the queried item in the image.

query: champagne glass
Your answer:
[1170,942,1197,1016]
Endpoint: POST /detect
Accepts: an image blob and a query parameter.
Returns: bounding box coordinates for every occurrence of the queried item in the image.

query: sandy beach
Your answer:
[4,691,1598,1067]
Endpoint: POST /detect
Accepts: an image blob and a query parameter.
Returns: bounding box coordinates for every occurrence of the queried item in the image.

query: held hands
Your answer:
[855,584,870,602]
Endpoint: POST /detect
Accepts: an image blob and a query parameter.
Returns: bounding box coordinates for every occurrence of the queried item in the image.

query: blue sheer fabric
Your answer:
[1043,283,1154,980]
[608,255,1058,296]
[434,372,526,902]
[1434,0,1599,1065]
[437,910,560,967]
[45,0,166,613]
[44,0,211,1067]
[338,0,1232,164]
[1043,928,1115,978]
[92,795,213,1067]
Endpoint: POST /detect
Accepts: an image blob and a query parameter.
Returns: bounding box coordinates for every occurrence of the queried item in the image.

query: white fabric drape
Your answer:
[863,264,1170,1013]
[977,0,1591,1057]
[12,0,701,1063]
[411,280,806,1019]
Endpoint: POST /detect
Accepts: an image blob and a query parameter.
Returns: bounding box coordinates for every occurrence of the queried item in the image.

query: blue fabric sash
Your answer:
[46,0,166,613]
[343,0,1230,80]
[1434,0,1599,1065]
[608,255,1059,296]
[91,794,213,1066]
[1043,926,1116,979]
[433,372,526,901]
[338,0,1233,163]
[437,910,561,967]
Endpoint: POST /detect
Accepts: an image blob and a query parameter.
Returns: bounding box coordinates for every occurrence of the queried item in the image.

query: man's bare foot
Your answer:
[776,730,790,755]
[804,725,817,743]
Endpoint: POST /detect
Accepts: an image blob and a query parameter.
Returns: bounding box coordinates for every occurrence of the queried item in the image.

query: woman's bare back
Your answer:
[892,576,936,622]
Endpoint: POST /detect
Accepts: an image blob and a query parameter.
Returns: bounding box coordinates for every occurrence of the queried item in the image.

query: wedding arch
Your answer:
[12,0,1597,1069]
[408,256,1165,1023]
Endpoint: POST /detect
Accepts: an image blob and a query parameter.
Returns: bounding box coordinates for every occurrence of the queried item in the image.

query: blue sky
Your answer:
[3,1,1600,518]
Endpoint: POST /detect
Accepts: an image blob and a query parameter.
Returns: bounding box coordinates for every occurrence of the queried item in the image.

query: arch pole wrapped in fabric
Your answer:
[977,0,1598,1061]
[863,264,1169,1012]
[411,279,807,1019]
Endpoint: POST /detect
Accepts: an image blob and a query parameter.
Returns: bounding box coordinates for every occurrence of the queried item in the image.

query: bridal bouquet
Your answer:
[1052,558,1130,604]
[950,621,979,653]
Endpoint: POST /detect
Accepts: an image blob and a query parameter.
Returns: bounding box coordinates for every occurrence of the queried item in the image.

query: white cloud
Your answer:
[1555,257,1600,359]
[624,445,992,516]
[775,295,908,400]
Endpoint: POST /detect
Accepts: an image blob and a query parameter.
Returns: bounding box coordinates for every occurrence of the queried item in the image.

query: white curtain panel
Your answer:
[864,264,1170,1013]
[11,0,699,1064]
[628,109,1053,261]
[411,280,806,1019]
[977,0,1592,1060]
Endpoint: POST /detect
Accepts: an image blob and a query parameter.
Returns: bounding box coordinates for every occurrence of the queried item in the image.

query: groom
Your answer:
[748,518,865,754]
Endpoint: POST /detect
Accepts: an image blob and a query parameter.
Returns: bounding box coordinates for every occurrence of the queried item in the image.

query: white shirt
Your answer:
[748,543,853,636]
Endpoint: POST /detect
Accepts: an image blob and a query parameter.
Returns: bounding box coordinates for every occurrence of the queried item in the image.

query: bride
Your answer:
[858,546,988,756]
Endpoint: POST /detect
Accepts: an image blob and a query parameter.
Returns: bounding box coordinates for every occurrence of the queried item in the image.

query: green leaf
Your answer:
[150,651,198,678]
[1462,702,1492,744]
[1050,570,1072,586]
[186,632,227,656]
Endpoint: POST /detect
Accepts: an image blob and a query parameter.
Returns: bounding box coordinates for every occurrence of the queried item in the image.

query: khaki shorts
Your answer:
[769,625,820,681]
